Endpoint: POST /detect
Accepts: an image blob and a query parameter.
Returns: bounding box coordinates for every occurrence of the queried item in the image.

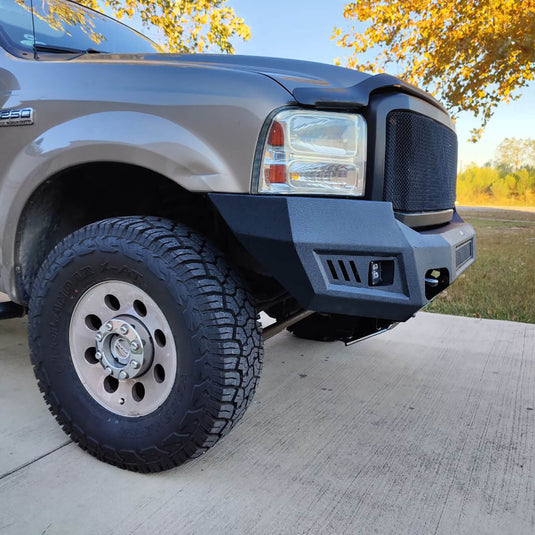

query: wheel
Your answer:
[28,217,262,472]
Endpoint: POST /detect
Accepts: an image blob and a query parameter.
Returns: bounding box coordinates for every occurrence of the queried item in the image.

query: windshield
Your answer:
[0,0,159,55]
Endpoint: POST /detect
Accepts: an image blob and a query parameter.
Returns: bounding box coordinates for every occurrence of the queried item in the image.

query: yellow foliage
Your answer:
[334,1,535,140]
[457,164,535,207]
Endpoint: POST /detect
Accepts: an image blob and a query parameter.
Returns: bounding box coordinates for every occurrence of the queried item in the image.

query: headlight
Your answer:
[256,109,367,196]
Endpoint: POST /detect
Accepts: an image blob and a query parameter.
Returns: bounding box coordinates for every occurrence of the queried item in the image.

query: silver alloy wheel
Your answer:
[69,281,177,417]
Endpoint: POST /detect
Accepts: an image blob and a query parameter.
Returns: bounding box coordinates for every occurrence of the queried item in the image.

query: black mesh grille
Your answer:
[384,111,457,213]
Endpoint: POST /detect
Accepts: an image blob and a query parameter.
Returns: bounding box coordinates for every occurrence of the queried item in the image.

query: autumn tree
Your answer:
[496,138,535,171]
[334,1,535,140]
[456,164,535,205]
[512,168,535,202]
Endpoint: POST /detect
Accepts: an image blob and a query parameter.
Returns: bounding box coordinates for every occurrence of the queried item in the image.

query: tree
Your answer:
[510,169,535,202]
[333,1,535,140]
[457,165,498,201]
[455,164,535,204]
[490,176,510,200]
[32,0,250,53]
[496,138,535,171]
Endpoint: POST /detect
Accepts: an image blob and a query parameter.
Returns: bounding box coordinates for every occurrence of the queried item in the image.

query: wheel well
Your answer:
[16,162,277,304]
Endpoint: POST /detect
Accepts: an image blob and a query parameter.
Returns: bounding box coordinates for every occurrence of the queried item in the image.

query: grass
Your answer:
[424,207,535,324]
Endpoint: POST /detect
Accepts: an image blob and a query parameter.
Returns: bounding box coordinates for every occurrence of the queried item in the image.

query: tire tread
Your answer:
[29,216,263,473]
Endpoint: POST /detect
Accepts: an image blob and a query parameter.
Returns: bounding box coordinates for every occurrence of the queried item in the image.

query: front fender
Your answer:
[0,110,240,297]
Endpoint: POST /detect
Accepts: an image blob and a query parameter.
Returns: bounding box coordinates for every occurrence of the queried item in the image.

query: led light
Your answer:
[369,261,383,286]
[258,110,367,196]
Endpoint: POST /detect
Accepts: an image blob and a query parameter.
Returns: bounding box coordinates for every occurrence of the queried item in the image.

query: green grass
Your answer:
[424,207,535,324]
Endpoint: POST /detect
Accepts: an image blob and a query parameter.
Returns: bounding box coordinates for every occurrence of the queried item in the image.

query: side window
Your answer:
[0,0,35,53]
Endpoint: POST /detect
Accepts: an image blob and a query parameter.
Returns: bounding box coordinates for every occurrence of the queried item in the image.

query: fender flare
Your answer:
[0,110,240,298]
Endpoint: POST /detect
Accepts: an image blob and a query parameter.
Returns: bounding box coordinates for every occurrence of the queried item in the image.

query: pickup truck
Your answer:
[0,0,475,472]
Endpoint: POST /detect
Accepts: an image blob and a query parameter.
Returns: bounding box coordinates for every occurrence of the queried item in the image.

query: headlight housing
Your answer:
[256,109,367,196]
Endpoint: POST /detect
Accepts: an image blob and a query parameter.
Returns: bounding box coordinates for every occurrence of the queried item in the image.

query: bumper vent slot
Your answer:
[456,240,473,270]
[324,257,361,285]
[384,111,457,213]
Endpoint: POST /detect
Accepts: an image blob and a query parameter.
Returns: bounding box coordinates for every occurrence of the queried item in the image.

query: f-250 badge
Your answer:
[0,108,34,127]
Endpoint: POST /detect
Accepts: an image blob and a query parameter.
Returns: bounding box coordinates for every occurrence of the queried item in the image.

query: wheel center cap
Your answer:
[95,316,153,380]
[112,336,131,362]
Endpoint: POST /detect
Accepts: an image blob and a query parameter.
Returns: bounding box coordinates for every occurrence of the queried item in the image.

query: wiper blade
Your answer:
[34,44,84,54]
[34,44,107,56]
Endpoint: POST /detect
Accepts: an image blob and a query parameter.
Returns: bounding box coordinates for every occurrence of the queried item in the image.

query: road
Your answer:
[0,312,534,534]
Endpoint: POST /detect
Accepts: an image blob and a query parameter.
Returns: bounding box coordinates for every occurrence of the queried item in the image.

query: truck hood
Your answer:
[78,53,444,112]
[157,54,372,92]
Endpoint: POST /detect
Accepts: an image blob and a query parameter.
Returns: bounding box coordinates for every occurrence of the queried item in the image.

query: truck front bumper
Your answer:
[209,194,475,322]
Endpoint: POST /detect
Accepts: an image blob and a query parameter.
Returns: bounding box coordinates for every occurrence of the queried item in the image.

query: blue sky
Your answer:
[226,0,534,168]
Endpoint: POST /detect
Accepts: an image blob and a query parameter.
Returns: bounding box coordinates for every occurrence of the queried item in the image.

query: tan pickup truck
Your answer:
[0,0,474,472]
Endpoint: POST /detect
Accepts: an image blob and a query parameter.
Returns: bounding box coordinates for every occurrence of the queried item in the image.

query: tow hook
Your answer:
[425,277,439,288]
[424,268,450,299]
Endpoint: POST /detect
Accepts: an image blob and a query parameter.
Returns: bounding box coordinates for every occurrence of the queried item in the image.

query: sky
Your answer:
[224,0,534,169]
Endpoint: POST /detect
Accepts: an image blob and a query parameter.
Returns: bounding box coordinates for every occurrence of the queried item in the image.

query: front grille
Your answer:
[384,111,457,213]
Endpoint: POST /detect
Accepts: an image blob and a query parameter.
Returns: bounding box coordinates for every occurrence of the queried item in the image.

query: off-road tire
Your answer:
[28,216,263,472]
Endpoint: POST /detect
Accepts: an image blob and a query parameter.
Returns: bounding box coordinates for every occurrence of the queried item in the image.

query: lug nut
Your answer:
[120,325,129,335]
[131,341,140,351]
[95,333,103,342]
[105,322,113,331]
[105,366,113,375]
[130,360,140,369]
[119,370,129,380]
[95,351,102,361]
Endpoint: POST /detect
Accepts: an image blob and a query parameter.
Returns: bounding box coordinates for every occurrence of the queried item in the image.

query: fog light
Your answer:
[369,261,382,286]
[368,260,395,287]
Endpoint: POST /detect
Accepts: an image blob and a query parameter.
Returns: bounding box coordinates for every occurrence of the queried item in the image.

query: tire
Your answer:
[28,216,263,472]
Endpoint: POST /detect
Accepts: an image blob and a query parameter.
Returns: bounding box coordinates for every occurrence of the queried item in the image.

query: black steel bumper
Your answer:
[209,194,475,322]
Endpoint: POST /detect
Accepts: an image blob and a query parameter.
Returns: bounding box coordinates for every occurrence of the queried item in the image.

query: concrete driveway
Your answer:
[0,312,534,534]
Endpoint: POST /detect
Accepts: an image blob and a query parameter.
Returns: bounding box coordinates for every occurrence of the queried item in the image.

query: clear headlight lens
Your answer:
[256,110,367,196]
